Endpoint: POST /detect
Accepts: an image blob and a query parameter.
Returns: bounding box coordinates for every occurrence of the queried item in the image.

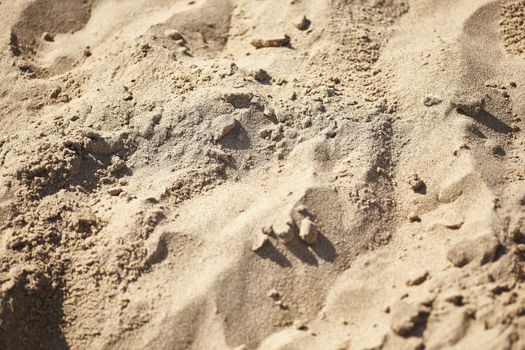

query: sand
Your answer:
[0,0,524,349]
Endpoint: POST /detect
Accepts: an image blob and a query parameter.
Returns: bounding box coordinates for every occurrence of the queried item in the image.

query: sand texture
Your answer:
[0,0,524,349]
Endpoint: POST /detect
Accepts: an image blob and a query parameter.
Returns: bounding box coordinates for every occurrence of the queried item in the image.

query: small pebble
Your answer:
[450,97,485,117]
[250,68,271,83]
[408,212,421,222]
[443,291,464,306]
[273,221,295,243]
[407,174,425,192]
[212,114,237,141]
[107,188,123,196]
[276,149,285,160]
[49,87,61,99]
[252,233,269,252]
[165,29,183,40]
[263,107,278,123]
[294,15,311,31]
[42,32,54,42]
[406,270,429,286]
[423,95,442,107]
[299,218,318,244]
[325,130,336,138]
[294,319,309,330]
[268,288,280,300]
[251,35,290,49]
[302,117,312,128]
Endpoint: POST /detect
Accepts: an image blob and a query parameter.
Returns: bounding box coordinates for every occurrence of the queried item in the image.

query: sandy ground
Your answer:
[0,0,524,349]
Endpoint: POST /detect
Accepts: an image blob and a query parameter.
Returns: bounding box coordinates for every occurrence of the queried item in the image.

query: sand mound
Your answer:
[0,0,524,349]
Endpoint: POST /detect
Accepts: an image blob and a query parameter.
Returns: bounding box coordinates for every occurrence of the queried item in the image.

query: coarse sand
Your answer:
[0,0,524,349]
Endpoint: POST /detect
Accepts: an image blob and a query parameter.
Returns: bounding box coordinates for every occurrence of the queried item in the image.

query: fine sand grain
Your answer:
[0,0,524,349]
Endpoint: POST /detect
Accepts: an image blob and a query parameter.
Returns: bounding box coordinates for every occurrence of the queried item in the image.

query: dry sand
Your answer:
[0,0,524,349]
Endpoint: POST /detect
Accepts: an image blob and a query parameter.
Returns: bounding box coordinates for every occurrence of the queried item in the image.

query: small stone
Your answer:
[42,32,54,42]
[252,233,269,252]
[107,188,123,196]
[302,117,312,128]
[294,15,311,31]
[123,90,133,101]
[251,35,290,49]
[299,218,318,244]
[294,319,309,330]
[74,214,98,233]
[268,288,280,300]
[259,127,272,138]
[408,212,421,222]
[109,156,127,173]
[444,221,463,230]
[250,68,271,83]
[491,144,506,156]
[325,130,336,138]
[206,148,230,162]
[83,46,92,57]
[450,97,485,117]
[423,95,442,107]
[263,107,278,124]
[406,270,429,286]
[273,221,296,243]
[315,102,326,113]
[443,291,464,306]
[165,29,183,40]
[276,111,290,123]
[212,114,237,141]
[50,87,61,99]
[407,174,425,192]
